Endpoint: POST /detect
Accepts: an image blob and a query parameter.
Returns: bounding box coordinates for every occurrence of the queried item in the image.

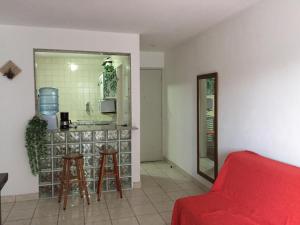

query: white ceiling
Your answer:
[0,0,261,50]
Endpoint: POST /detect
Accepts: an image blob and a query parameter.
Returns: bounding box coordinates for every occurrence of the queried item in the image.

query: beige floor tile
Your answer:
[132,203,157,216]
[37,198,60,208]
[88,194,107,205]
[58,213,84,225]
[59,205,84,214]
[140,169,149,175]
[85,203,107,212]
[177,182,201,190]
[4,219,31,225]
[153,178,174,185]
[127,195,151,206]
[141,164,157,170]
[2,210,10,222]
[13,200,38,211]
[2,203,14,212]
[31,215,58,225]
[147,192,171,203]
[160,211,173,224]
[165,171,185,178]
[59,196,85,208]
[6,208,35,221]
[172,176,193,184]
[85,207,110,221]
[108,207,134,219]
[86,219,112,225]
[141,179,160,188]
[16,193,39,202]
[141,181,160,188]
[58,219,84,225]
[152,200,175,213]
[185,188,206,196]
[111,217,139,225]
[143,187,165,195]
[124,189,146,198]
[106,198,130,209]
[1,195,16,204]
[137,213,166,225]
[166,190,188,201]
[148,171,169,177]
[160,183,183,192]
[34,205,59,218]
[103,192,124,201]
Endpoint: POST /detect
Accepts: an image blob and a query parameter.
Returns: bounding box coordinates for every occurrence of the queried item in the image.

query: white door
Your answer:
[140,69,163,162]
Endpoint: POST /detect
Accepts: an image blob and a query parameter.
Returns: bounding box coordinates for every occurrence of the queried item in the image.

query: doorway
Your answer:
[140,69,163,162]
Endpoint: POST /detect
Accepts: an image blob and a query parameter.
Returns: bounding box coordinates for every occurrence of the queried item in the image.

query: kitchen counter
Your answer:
[47,125,137,133]
[39,126,133,198]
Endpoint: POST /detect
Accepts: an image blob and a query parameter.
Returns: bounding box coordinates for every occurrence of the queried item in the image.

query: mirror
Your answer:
[197,73,218,182]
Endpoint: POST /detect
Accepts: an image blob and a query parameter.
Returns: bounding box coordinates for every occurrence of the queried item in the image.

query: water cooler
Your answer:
[39,87,59,130]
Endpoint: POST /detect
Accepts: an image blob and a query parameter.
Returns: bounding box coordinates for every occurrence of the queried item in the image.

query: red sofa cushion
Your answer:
[172,151,300,225]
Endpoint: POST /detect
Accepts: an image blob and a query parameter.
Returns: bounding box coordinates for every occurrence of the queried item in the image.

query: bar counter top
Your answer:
[47,124,137,133]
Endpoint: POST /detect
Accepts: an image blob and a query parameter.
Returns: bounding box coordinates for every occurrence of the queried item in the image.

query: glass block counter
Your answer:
[39,126,132,198]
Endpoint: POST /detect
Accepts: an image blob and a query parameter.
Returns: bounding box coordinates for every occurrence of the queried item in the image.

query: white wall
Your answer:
[0,25,140,196]
[140,51,164,68]
[164,0,300,187]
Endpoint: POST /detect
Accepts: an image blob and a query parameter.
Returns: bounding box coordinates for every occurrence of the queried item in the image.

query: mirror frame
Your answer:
[197,72,218,183]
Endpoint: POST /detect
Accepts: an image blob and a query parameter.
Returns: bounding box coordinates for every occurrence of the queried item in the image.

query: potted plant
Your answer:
[102,58,118,98]
[25,115,48,176]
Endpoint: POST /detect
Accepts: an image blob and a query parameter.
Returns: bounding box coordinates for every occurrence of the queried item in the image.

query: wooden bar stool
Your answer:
[97,148,122,201]
[58,153,90,209]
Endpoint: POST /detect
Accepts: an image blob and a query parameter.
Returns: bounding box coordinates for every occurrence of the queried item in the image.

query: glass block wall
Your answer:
[39,128,132,198]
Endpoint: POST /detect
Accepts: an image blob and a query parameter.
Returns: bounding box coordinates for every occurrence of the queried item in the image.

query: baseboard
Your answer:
[165,158,211,192]
[1,193,39,203]
[133,181,141,189]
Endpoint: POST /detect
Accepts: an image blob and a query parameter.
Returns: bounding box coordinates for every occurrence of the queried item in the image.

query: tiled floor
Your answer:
[2,161,206,225]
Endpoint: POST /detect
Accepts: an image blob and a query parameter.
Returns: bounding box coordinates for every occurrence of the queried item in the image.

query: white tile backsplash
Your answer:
[36,55,113,122]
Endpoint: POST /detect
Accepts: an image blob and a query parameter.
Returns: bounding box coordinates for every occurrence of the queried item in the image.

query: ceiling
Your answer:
[0,0,261,50]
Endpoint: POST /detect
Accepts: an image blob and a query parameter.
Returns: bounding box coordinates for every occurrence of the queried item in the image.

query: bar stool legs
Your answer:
[63,159,71,210]
[80,159,90,205]
[58,154,90,210]
[112,154,123,198]
[97,149,122,201]
[97,154,106,201]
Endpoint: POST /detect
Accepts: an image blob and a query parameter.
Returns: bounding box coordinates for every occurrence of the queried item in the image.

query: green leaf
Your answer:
[25,115,48,176]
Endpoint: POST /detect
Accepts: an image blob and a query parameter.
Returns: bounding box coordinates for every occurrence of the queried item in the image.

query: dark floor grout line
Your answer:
[28,199,39,225]
[56,206,60,225]
[2,201,16,224]
[104,192,117,224]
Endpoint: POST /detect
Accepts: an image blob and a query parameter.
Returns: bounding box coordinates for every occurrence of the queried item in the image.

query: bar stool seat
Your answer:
[97,148,122,201]
[58,153,90,209]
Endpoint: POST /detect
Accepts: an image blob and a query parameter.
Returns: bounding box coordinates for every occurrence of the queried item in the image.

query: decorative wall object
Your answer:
[25,116,48,176]
[197,73,218,183]
[0,60,22,79]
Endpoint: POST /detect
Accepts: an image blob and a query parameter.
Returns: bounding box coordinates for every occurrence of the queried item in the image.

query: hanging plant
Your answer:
[25,115,48,176]
[103,63,118,98]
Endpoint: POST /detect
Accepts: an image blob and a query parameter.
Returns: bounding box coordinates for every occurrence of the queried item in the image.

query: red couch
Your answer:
[171,151,300,225]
